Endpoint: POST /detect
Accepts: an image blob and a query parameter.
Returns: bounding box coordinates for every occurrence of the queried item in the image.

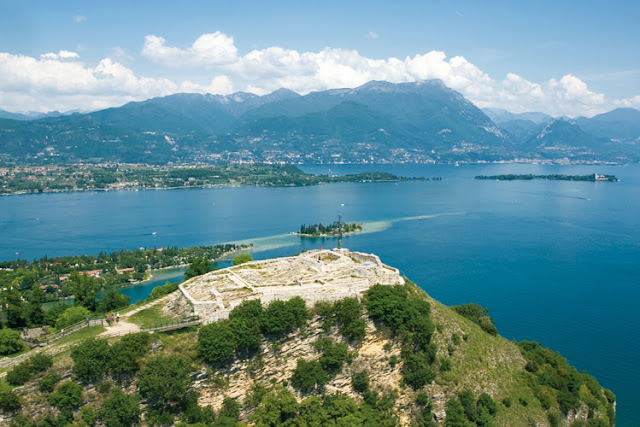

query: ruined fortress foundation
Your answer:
[163,248,404,323]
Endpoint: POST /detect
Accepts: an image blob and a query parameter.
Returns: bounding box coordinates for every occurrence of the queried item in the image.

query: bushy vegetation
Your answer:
[451,303,498,336]
[232,253,253,265]
[0,327,24,355]
[70,333,152,382]
[98,388,141,427]
[47,381,84,422]
[6,361,34,386]
[250,386,398,426]
[445,390,498,427]
[184,257,214,279]
[146,280,180,302]
[318,297,367,341]
[518,340,614,423]
[364,284,436,390]
[137,354,192,406]
[290,336,351,393]
[199,297,308,365]
[290,359,329,393]
[0,389,21,413]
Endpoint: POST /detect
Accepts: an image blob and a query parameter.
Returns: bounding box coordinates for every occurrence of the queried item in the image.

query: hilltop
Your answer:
[0,250,615,426]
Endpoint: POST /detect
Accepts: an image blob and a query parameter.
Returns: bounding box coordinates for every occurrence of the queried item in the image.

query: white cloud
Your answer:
[0,52,202,112]
[142,32,238,67]
[73,15,86,24]
[366,31,379,39]
[40,50,80,60]
[1,31,639,116]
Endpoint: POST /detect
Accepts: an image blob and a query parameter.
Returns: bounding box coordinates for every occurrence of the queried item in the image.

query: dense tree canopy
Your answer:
[137,355,192,406]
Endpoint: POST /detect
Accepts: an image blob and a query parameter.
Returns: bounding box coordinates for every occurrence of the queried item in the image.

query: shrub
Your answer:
[232,253,253,265]
[333,298,366,341]
[39,373,61,393]
[43,303,71,327]
[71,338,111,382]
[290,359,328,393]
[81,405,98,427]
[261,298,308,337]
[146,281,179,302]
[55,305,91,330]
[0,327,24,355]
[97,290,131,313]
[185,257,213,280]
[351,370,370,394]
[182,391,216,425]
[451,303,497,336]
[198,321,237,364]
[30,352,53,372]
[99,388,141,427]
[0,390,21,412]
[47,381,84,416]
[317,339,348,375]
[402,352,435,390]
[502,397,512,407]
[109,332,152,378]
[137,355,192,405]
[440,358,452,373]
[451,333,461,346]
[97,380,112,394]
[477,393,498,416]
[6,361,33,386]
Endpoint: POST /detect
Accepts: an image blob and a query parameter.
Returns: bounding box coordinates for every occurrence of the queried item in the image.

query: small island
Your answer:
[297,222,362,237]
[475,173,619,182]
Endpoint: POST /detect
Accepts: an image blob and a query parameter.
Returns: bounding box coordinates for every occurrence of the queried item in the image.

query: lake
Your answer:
[1,163,638,425]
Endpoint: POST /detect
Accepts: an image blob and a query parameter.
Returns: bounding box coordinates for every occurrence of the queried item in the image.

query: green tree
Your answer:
[68,271,99,311]
[232,253,253,265]
[0,390,21,413]
[3,284,26,328]
[0,327,24,355]
[6,361,33,386]
[30,352,53,372]
[137,355,192,406]
[198,321,237,364]
[99,388,141,427]
[71,338,111,382]
[47,381,84,422]
[56,305,91,329]
[290,359,328,393]
[25,283,45,326]
[184,257,212,279]
[351,370,370,394]
[98,290,131,313]
[333,298,366,341]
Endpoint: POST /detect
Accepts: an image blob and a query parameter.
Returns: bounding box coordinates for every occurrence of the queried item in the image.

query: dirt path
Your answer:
[98,320,140,338]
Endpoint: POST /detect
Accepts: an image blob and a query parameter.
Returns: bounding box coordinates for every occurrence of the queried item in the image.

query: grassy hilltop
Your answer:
[0,266,614,426]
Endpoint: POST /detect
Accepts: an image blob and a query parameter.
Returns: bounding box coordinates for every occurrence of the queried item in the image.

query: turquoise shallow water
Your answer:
[1,163,638,425]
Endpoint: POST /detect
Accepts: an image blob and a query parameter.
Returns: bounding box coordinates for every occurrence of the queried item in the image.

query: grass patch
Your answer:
[127,306,174,328]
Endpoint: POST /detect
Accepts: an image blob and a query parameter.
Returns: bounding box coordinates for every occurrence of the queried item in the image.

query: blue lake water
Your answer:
[1,163,638,425]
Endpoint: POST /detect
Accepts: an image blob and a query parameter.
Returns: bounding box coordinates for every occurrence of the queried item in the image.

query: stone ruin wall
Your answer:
[165,249,404,323]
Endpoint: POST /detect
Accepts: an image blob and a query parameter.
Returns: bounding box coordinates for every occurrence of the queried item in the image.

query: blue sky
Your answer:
[1,0,639,116]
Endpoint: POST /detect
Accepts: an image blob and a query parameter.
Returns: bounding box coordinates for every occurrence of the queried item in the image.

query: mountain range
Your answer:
[1,80,639,164]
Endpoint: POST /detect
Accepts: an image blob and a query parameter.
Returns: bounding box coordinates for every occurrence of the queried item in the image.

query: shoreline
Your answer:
[127,246,247,288]
[1,160,630,197]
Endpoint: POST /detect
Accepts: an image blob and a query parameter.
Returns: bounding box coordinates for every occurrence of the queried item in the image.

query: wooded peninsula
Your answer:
[0,164,424,195]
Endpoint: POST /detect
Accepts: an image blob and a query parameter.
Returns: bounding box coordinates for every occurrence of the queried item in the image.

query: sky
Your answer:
[0,0,639,117]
